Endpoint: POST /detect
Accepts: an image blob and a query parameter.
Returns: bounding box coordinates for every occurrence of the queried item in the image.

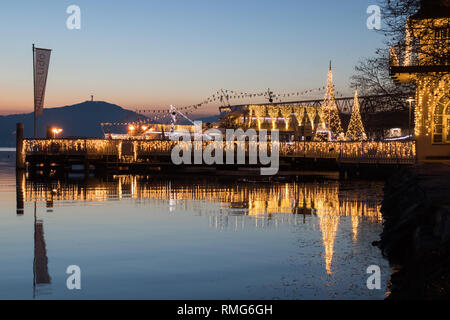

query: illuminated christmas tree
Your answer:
[346,89,367,141]
[322,62,343,137]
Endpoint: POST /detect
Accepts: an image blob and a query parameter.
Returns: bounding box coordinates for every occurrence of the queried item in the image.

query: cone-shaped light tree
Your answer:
[322,62,343,137]
[346,88,367,141]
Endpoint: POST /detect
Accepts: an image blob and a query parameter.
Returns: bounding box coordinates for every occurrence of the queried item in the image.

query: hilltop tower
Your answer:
[390,0,450,162]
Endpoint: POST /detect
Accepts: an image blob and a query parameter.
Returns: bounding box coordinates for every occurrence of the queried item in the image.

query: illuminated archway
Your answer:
[432,95,450,144]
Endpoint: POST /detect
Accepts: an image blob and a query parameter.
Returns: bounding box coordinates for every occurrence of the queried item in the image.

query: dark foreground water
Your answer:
[0,155,390,299]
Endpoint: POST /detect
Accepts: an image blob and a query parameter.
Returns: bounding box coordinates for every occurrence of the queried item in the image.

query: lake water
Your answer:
[0,154,390,299]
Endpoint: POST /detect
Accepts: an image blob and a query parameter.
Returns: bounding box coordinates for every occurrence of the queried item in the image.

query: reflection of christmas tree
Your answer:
[322,62,343,137]
[346,89,367,141]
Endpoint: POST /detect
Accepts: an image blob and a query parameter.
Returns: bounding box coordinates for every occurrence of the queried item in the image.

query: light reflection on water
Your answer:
[0,161,390,300]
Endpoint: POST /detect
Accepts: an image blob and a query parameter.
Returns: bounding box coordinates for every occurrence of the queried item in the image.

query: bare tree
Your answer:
[351,0,449,108]
[379,0,421,45]
[351,49,415,107]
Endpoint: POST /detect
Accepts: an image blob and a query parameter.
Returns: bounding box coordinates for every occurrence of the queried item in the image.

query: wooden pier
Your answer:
[16,125,417,178]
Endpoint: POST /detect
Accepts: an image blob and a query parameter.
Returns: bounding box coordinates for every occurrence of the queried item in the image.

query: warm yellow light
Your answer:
[141,125,148,131]
[129,125,135,131]
[52,128,62,133]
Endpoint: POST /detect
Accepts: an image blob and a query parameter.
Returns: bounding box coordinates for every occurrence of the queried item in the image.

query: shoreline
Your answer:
[375,163,450,299]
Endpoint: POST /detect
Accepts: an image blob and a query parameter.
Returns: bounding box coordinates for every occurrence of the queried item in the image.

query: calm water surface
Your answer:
[0,155,390,299]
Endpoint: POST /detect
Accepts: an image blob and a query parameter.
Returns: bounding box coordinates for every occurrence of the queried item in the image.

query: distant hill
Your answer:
[193,114,221,124]
[0,101,221,147]
[0,101,146,146]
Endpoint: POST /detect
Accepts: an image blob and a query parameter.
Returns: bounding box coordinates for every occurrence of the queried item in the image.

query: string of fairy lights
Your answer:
[138,87,330,114]
[100,85,348,126]
[99,66,371,143]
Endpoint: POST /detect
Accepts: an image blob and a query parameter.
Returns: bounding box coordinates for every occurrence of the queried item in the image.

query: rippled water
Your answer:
[0,154,390,299]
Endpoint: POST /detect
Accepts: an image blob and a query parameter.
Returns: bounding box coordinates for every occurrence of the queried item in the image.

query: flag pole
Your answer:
[33,201,37,299]
[32,44,36,138]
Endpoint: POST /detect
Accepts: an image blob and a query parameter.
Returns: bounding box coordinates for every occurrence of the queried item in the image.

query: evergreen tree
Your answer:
[346,89,367,141]
[322,63,344,137]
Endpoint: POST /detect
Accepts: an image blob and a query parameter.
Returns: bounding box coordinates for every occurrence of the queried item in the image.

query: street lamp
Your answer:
[406,97,415,139]
[51,128,63,139]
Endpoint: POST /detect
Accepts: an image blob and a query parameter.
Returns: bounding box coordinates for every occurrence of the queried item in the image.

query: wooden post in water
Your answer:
[46,126,52,139]
[16,169,25,215]
[84,159,90,179]
[16,123,25,170]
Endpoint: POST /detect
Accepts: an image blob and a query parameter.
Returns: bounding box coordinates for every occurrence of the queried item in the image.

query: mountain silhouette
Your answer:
[0,101,148,146]
[0,101,221,147]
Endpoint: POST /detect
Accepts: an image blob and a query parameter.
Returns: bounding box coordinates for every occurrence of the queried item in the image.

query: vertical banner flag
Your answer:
[33,47,51,116]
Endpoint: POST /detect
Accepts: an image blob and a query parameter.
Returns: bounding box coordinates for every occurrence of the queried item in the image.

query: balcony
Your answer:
[389,44,450,83]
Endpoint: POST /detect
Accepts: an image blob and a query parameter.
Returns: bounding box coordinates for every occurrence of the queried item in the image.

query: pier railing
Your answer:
[279,141,416,164]
[25,139,120,156]
[23,139,416,164]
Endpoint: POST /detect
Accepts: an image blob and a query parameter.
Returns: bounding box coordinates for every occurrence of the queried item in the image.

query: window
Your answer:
[447,118,450,142]
[433,27,450,65]
[434,28,449,44]
[447,106,450,142]
[433,97,450,144]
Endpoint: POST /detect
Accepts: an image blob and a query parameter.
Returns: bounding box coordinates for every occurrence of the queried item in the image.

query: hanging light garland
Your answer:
[267,106,280,129]
[253,105,266,130]
[293,107,305,128]
[247,106,254,128]
[135,86,331,116]
[280,106,293,130]
[415,75,449,139]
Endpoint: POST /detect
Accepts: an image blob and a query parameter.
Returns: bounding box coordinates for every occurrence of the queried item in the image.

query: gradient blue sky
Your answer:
[0,0,384,115]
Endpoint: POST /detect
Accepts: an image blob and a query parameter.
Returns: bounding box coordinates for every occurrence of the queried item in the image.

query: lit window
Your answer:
[433,97,450,144]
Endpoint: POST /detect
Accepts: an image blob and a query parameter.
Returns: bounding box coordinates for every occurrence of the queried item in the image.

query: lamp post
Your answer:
[406,97,415,139]
[51,128,63,139]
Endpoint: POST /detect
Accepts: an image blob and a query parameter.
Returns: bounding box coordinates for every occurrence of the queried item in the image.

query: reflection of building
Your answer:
[23,176,382,275]
[24,177,382,220]
[390,0,450,162]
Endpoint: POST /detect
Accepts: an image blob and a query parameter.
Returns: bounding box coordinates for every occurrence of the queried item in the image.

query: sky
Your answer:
[0,0,385,115]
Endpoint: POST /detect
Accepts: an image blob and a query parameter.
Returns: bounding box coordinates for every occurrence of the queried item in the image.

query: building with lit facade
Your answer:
[219,102,323,142]
[390,0,450,162]
[219,65,349,142]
